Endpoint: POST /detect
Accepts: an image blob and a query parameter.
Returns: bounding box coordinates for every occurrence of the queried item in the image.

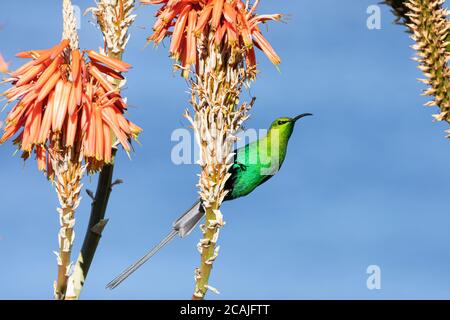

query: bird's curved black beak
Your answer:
[292,113,313,122]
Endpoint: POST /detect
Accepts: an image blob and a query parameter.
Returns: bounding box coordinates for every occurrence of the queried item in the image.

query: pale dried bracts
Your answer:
[88,0,137,56]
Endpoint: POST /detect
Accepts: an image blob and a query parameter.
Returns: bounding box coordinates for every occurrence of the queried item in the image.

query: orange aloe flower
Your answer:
[0,40,141,174]
[142,0,282,72]
[0,52,10,73]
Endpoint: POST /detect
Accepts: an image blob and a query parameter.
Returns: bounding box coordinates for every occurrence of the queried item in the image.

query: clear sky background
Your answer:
[1,0,450,300]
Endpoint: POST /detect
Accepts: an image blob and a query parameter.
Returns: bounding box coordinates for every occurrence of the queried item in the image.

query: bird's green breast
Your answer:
[225,126,293,200]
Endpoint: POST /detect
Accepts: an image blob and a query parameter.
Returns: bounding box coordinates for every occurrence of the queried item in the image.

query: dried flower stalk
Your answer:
[52,146,85,299]
[405,0,450,135]
[67,0,137,300]
[144,0,281,299]
[88,0,136,60]
[186,39,253,299]
[52,0,83,300]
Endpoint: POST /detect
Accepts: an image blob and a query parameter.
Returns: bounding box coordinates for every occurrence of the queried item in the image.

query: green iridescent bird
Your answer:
[107,113,312,289]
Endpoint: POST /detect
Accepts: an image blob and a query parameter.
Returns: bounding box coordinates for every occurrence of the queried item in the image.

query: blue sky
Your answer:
[1,0,450,300]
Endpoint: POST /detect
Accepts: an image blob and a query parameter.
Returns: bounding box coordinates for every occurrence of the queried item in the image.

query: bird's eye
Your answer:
[277,120,285,125]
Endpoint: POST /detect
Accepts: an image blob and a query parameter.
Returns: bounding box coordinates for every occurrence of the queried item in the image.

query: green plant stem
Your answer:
[68,149,117,299]
[192,203,220,300]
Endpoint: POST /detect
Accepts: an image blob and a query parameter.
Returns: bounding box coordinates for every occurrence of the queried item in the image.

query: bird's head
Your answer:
[269,113,313,139]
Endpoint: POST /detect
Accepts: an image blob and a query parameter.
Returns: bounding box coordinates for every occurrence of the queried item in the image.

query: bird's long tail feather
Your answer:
[106,230,178,290]
[106,201,204,289]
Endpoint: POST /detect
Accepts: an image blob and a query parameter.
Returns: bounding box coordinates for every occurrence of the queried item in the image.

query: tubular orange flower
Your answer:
[0,52,11,73]
[0,40,141,174]
[143,0,282,73]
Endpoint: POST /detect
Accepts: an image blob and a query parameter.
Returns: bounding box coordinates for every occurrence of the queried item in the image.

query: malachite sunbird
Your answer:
[107,113,313,289]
